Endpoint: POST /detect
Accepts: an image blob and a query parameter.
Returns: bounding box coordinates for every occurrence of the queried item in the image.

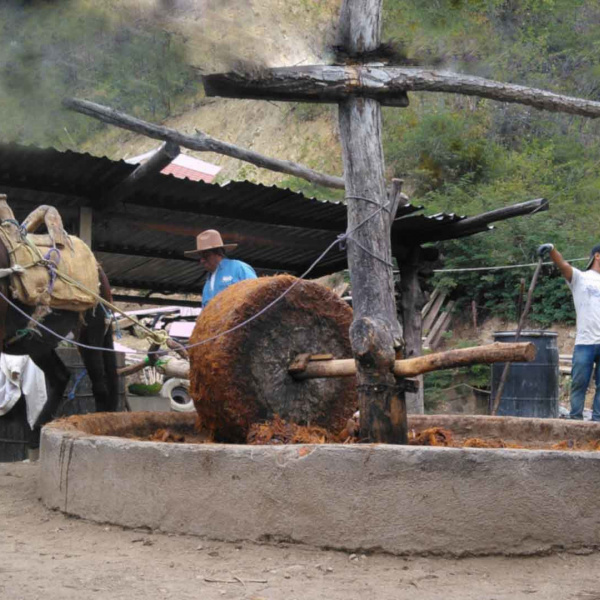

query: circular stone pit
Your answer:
[40,412,600,556]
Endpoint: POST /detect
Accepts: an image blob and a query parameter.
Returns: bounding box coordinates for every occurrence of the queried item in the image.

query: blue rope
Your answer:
[67,368,87,402]
[2,219,28,238]
[43,247,61,294]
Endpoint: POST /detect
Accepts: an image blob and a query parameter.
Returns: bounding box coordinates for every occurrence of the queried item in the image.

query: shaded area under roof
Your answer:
[0,142,492,295]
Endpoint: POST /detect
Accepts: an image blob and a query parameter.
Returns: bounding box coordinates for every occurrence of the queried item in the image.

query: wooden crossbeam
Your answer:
[204,66,600,118]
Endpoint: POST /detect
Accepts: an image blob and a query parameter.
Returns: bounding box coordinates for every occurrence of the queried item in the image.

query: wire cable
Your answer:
[0,200,391,356]
[432,256,588,274]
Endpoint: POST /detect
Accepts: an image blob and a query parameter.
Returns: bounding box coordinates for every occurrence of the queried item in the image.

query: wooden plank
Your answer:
[428,301,455,349]
[422,292,446,334]
[421,287,440,318]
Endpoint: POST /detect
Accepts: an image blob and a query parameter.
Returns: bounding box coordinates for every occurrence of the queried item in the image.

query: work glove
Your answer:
[537,243,554,258]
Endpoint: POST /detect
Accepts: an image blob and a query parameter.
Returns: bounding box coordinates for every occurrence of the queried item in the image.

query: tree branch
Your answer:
[62,97,346,189]
[204,66,600,118]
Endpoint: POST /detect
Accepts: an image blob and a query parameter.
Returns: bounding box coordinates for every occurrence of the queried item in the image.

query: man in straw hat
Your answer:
[538,242,600,421]
[185,229,256,306]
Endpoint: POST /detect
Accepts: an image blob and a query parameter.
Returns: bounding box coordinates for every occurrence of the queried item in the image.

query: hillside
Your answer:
[2,0,600,326]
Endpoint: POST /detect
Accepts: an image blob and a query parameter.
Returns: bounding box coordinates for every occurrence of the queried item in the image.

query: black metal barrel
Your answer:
[0,348,126,462]
[491,331,559,418]
[55,347,126,415]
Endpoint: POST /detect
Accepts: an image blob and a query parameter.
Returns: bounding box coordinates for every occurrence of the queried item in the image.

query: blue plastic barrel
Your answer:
[491,331,559,418]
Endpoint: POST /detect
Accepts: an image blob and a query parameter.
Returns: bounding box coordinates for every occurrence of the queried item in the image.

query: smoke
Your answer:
[153,0,336,72]
[0,0,338,147]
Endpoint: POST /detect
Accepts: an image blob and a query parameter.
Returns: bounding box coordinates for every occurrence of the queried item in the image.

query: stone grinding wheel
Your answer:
[189,275,356,442]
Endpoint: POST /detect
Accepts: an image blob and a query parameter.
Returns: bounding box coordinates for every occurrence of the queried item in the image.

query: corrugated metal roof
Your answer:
[0,142,489,295]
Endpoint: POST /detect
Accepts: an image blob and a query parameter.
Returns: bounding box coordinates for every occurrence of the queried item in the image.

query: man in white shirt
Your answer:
[539,243,600,420]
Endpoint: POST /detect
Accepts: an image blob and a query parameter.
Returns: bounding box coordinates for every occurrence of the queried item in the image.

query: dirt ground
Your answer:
[2,462,600,600]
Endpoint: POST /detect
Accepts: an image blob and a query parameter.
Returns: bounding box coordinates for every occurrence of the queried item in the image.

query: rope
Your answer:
[67,368,87,402]
[344,195,394,267]
[345,194,390,212]
[432,256,588,274]
[347,236,394,268]
[0,201,390,356]
[43,247,61,294]
[43,265,169,347]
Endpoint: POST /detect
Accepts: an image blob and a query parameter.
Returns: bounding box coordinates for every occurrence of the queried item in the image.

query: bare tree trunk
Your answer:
[203,66,600,118]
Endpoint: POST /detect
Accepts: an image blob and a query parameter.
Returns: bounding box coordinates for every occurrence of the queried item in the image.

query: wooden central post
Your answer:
[337,0,406,443]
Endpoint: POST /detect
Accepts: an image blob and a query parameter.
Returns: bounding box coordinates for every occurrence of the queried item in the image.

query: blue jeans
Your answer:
[570,344,600,421]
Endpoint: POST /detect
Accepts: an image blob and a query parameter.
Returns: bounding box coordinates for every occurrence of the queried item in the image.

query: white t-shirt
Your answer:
[569,268,600,344]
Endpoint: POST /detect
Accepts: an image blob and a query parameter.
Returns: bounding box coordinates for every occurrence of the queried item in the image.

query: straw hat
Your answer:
[184,229,237,258]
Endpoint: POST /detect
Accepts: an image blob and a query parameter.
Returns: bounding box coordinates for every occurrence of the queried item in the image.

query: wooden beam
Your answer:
[387,178,407,229]
[421,198,549,243]
[203,66,409,107]
[104,192,351,233]
[111,294,201,308]
[290,342,536,380]
[399,246,426,413]
[63,97,346,190]
[127,341,536,386]
[100,141,180,209]
[110,279,204,294]
[204,65,600,118]
[95,245,297,275]
[79,206,93,246]
[114,217,338,253]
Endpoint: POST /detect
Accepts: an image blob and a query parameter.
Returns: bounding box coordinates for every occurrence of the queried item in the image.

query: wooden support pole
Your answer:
[79,206,93,246]
[101,141,180,209]
[63,97,346,190]
[203,66,600,118]
[290,342,536,380]
[337,0,406,444]
[399,246,426,414]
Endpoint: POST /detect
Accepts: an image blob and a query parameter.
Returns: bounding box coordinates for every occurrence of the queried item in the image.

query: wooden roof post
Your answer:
[79,206,93,247]
[337,0,407,443]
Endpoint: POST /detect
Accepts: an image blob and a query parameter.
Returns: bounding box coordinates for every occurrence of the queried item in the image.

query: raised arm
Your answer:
[538,243,573,283]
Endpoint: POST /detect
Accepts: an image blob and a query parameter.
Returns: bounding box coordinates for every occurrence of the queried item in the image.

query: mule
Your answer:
[0,239,119,448]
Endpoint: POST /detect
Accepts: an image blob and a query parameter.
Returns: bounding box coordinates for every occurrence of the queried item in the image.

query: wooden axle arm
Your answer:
[289,342,536,380]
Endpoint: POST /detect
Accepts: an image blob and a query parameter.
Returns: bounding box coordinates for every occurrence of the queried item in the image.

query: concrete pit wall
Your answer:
[39,413,600,556]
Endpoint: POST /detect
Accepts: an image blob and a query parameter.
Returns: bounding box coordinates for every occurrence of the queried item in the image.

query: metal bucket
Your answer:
[491,331,559,418]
